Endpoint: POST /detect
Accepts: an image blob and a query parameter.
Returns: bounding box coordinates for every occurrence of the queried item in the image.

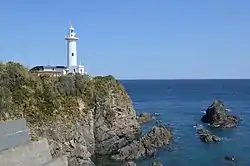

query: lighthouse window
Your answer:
[72,53,74,56]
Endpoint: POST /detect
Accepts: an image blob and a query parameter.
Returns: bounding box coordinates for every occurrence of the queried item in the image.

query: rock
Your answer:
[201,100,239,128]
[224,155,237,162]
[197,129,221,143]
[136,112,155,124]
[155,120,163,126]
[111,125,173,161]
[123,161,137,166]
[151,161,163,166]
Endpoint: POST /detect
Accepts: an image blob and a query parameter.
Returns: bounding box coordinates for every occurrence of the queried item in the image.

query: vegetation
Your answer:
[0,62,128,127]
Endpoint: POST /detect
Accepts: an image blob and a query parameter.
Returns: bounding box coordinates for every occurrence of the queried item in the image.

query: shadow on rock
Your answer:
[196,129,221,143]
[201,100,239,128]
[111,125,173,161]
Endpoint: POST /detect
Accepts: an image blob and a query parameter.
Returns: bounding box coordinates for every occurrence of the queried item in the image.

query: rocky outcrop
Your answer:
[0,62,141,166]
[32,112,96,166]
[201,100,239,128]
[196,129,221,143]
[0,63,172,166]
[111,125,173,161]
[136,112,155,124]
[30,76,141,166]
[224,155,237,162]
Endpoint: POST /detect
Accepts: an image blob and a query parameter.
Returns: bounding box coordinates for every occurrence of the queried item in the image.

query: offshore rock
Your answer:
[224,155,237,162]
[111,125,173,161]
[196,129,221,143]
[136,112,155,124]
[201,100,239,128]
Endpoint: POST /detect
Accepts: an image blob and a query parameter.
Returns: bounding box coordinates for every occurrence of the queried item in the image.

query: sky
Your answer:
[0,0,250,79]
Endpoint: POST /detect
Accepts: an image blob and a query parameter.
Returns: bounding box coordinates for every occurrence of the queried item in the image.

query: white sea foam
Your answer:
[200,109,206,114]
[220,137,231,141]
[193,124,204,129]
[153,112,161,116]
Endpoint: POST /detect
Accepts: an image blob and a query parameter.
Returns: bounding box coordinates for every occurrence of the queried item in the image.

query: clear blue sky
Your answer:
[1,0,250,79]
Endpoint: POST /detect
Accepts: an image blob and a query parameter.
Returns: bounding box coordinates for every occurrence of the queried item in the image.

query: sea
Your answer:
[120,79,250,166]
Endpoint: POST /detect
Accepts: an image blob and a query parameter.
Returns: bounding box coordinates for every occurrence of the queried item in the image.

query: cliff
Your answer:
[0,62,140,165]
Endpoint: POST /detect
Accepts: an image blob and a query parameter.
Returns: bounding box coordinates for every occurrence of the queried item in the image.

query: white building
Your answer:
[65,25,86,75]
[30,24,87,76]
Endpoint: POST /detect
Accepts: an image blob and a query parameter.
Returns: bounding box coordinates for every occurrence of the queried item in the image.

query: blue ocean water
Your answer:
[121,79,250,166]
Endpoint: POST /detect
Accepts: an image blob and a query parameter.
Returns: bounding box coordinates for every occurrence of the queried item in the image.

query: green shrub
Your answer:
[0,62,127,127]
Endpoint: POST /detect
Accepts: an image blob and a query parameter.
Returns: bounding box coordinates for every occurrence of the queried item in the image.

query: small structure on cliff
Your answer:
[30,24,87,76]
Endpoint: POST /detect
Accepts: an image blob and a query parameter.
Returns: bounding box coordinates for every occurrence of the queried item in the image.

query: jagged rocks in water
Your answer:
[123,161,137,166]
[151,161,163,166]
[111,125,173,161]
[197,129,221,143]
[136,112,155,124]
[201,100,239,128]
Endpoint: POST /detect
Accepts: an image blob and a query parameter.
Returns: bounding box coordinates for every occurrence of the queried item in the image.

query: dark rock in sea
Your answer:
[150,151,157,158]
[136,112,155,124]
[151,161,163,166]
[224,155,237,162]
[197,129,221,143]
[201,100,239,128]
[123,161,137,166]
[111,125,173,161]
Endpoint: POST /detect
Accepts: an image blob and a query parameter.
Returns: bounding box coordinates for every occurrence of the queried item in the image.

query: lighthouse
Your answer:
[65,24,85,74]
[29,24,87,76]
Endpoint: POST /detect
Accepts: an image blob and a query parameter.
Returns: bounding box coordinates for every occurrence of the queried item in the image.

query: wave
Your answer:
[153,112,162,116]
[193,124,204,129]
[200,109,206,114]
[220,136,231,141]
[200,108,231,114]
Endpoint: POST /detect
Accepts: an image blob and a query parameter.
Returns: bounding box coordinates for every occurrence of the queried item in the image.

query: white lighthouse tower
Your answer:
[65,24,85,74]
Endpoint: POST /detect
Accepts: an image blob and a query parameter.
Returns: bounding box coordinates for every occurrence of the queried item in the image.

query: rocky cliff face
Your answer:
[0,62,140,166]
[111,125,173,161]
[32,77,140,166]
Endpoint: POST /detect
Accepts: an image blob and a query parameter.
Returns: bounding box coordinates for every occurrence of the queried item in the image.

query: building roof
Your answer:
[30,65,67,71]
